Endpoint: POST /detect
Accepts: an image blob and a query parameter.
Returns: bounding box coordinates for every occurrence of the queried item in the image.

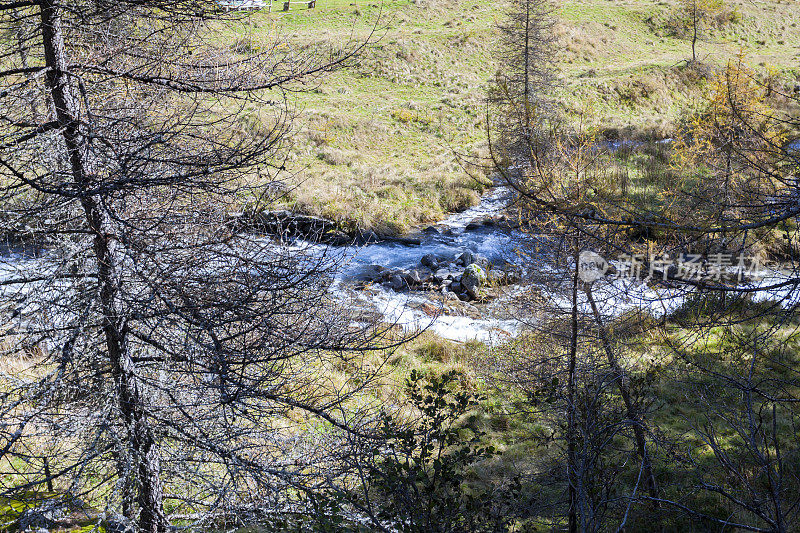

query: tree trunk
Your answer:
[567,243,579,533]
[523,0,530,111]
[38,3,167,531]
[584,286,658,500]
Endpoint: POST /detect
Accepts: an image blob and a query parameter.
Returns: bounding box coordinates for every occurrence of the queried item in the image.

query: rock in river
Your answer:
[461,263,487,299]
[389,274,406,291]
[456,250,476,267]
[358,264,386,282]
[421,253,440,269]
[434,267,456,282]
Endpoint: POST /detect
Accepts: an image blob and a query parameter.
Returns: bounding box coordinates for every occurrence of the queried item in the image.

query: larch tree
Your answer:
[488,1,662,529]
[679,0,725,62]
[490,19,800,526]
[651,57,800,531]
[0,2,389,532]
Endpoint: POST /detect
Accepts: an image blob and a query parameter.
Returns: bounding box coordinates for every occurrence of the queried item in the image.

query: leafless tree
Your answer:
[488,23,800,528]
[678,0,725,63]
[483,80,667,526]
[0,2,393,532]
[490,0,555,169]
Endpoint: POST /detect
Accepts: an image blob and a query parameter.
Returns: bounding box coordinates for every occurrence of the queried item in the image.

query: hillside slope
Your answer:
[234,0,800,232]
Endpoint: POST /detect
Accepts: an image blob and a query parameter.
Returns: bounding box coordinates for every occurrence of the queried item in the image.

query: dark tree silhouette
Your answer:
[0,2,389,532]
[488,28,800,529]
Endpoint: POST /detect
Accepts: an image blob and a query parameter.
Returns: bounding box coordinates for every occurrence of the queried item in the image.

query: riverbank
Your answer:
[221,0,800,233]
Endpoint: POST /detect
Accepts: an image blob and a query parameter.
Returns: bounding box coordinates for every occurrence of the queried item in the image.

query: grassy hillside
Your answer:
[232,0,800,233]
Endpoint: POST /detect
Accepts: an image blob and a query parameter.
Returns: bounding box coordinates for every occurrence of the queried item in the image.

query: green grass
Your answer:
[218,0,800,233]
[221,0,496,233]
[457,296,800,530]
[3,298,797,531]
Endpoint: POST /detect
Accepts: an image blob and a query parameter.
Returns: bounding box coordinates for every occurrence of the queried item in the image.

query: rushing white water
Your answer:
[312,186,690,343]
[329,187,521,281]
[351,286,522,344]
[291,186,528,343]
[5,183,798,345]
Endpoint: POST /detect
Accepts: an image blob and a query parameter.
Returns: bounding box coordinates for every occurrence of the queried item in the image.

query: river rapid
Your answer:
[4,183,796,345]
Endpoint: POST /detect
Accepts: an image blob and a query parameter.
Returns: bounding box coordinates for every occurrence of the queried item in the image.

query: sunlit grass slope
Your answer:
[231,0,800,233]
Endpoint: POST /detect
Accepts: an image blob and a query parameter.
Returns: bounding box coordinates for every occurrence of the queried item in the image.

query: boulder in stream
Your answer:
[423,225,444,235]
[461,263,487,299]
[421,253,440,269]
[415,267,433,284]
[456,250,476,267]
[465,217,493,230]
[395,267,430,287]
[354,229,381,245]
[358,264,385,282]
[388,274,406,291]
[434,267,456,282]
[325,230,351,246]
